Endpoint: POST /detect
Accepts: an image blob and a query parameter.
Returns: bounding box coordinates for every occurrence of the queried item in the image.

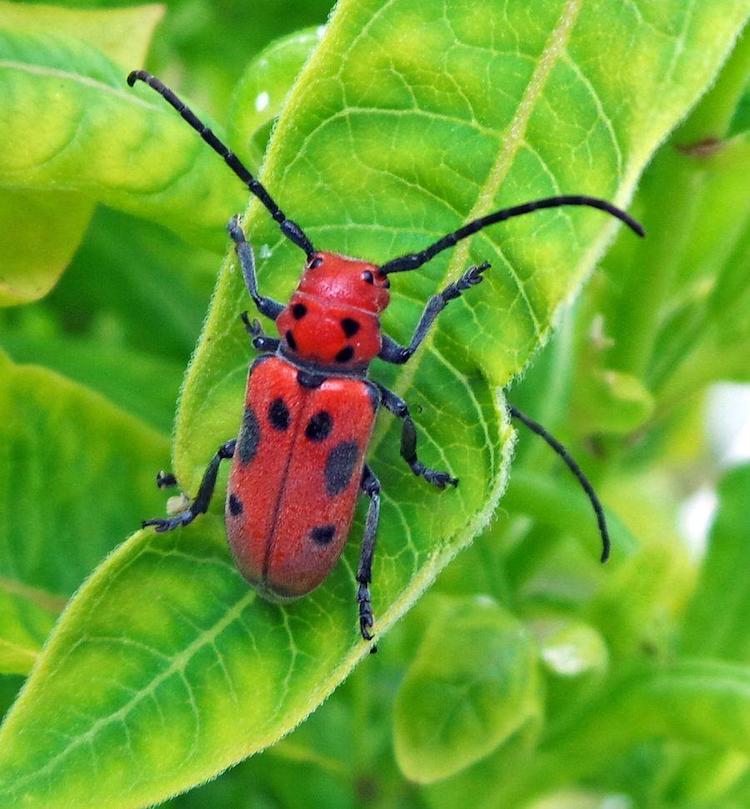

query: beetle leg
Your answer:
[155,470,178,489]
[240,312,281,352]
[379,261,491,364]
[357,464,381,645]
[376,384,458,489]
[228,216,285,320]
[143,439,236,532]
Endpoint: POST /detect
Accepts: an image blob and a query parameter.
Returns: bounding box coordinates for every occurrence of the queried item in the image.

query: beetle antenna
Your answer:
[127,70,315,258]
[380,195,644,274]
[508,404,610,563]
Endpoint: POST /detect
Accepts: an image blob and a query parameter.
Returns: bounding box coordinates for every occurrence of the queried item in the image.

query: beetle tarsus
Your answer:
[415,464,458,489]
[144,439,236,534]
[156,471,177,489]
[356,466,381,643]
[142,511,196,532]
[377,384,458,489]
[443,261,491,300]
[357,582,375,641]
[378,262,492,364]
[240,312,280,352]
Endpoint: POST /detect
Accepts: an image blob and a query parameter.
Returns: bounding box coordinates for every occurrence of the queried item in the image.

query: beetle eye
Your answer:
[362,271,374,284]
[307,256,323,269]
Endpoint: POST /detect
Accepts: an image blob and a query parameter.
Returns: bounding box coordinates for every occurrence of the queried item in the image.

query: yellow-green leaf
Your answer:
[0,2,166,305]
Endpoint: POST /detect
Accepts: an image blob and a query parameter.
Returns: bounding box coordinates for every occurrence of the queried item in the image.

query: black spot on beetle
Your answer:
[341,318,360,337]
[228,493,243,516]
[268,397,290,431]
[238,407,260,464]
[291,303,307,319]
[285,330,297,351]
[335,346,355,363]
[362,271,374,284]
[305,411,333,442]
[310,524,336,545]
[325,441,359,495]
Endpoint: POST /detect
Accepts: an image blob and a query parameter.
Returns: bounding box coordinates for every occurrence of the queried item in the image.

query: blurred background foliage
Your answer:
[0,0,749,807]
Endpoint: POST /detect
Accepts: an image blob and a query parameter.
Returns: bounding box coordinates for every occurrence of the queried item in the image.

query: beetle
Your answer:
[130,70,644,644]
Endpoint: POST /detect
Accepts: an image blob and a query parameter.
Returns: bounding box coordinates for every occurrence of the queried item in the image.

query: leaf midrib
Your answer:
[0,59,160,111]
[5,573,257,795]
[0,574,66,614]
[368,0,583,454]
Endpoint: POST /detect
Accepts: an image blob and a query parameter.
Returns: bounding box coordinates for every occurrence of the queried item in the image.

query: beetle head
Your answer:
[297,252,390,313]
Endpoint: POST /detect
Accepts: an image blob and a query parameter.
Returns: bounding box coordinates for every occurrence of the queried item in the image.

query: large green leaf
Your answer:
[0,5,245,258]
[0,330,184,434]
[0,351,169,603]
[0,189,93,306]
[1,2,748,807]
[0,2,165,305]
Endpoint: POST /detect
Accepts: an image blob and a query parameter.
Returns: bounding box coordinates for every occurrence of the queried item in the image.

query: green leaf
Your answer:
[0,586,59,676]
[0,2,165,305]
[0,330,184,434]
[680,464,750,661]
[1,2,749,807]
[427,659,750,809]
[576,368,655,435]
[555,659,750,768]
[227,27,325,167]
[0,12,245,256]
[0,190,93,306]
[0,346,171,680]
[0,352,170,599]
[40,206,218,363]
[0,1,164,70]
[394,596,540,783]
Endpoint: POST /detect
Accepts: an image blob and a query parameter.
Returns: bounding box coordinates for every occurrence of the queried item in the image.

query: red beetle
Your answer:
[131,71,643,643]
